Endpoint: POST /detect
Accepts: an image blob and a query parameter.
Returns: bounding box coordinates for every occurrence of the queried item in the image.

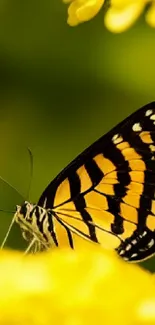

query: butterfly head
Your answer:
[14,201,51,248]
[15,201,34,222]
[14,201,38,242]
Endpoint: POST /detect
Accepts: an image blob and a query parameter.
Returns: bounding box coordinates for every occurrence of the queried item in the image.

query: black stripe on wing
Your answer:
[38,102,155,209]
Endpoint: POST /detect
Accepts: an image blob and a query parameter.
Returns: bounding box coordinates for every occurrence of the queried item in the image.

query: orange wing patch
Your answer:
[84,191,108,210]
[120,202,138,224]
[123,191,140,209]
[54,178,71,207]
[146,214,155,231]
[55,212,90,237]
[93,154,116,175]
[129,171,144,183]
[120,221,137,241]
[103,171,118,180]
[95,229,120,249]
[122,147,141,160]
[126,181,143,195]
[139,131,153,144]
[77,165,92,193]
[85,208,115,231]
[95,183,115,195]
[129,159,145,171]
[116,141,130,151]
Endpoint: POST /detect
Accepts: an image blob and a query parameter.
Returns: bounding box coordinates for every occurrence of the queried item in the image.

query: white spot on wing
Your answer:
[126,244,132,251]
[145,109,153,116]
[131,253,137,258]
[119,249,125,256]
[150,114,155,120]
[112,134,123,145]
[149,145,155,152]
[43,198,47,208]
[112,134,119,141]
[148,239,154,248]
[132,123,142,132]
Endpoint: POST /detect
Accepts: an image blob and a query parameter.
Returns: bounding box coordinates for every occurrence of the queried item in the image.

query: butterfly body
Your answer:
[15,203,53,249]
[15,102,155,262]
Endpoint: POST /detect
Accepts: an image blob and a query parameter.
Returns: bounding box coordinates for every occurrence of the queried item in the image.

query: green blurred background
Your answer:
[0,0,155,271]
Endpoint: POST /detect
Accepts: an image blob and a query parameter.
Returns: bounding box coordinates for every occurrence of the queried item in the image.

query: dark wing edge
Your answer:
[38,102,155,207]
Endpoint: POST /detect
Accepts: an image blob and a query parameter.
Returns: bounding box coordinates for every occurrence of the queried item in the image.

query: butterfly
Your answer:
[12,101,155,261]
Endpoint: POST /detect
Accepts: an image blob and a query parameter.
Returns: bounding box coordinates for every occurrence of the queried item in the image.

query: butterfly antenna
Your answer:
[0,175,25,201]
[26,147,33,201]
[1,148,33,250]
[0,175,25,249]
[0,214,16,249]
[0,209,15,213]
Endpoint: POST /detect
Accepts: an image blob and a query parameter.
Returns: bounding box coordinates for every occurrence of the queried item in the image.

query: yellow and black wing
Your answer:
[38,102,155,262]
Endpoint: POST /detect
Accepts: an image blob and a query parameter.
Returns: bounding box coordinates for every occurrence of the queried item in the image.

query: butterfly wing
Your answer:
[38,102,155,261]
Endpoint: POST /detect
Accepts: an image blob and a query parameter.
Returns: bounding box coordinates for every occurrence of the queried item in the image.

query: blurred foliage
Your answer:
[0,0,155,271]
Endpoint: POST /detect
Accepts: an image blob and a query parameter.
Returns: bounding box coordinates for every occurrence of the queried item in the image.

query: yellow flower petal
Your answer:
[110,0,144,10]
[63,0,155,32]
[104,1,145,33]
[145,2,155,28]
[137,298,155,324]
[1,245,155,324]
[67,0,105,26]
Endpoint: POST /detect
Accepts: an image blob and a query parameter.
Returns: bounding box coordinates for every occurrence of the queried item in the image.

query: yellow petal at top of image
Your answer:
[63,0,105,26]
[104,0,146,33]
[63,0,155,33]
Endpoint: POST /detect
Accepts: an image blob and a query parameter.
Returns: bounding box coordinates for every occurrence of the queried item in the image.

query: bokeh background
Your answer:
[0,1,155,271]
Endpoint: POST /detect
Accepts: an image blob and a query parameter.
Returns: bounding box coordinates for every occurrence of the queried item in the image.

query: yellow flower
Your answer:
[1,244,155,324]
[104,0,145,33]
[63,0,155,33]
[64,0,105,26]
[146,1,155,28]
